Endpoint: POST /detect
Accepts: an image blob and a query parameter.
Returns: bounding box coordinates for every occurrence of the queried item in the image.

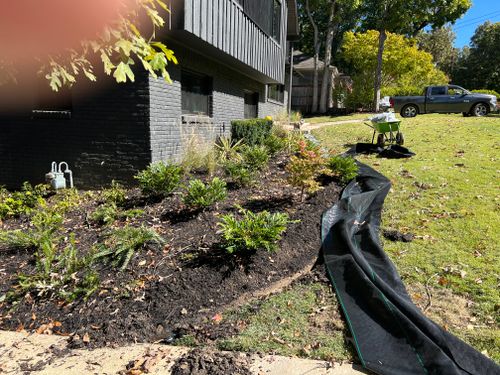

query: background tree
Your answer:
[451,22,500,92]
[417,26,459,76]
[303,0,322,113]
[359,0,471,111]
[298,0,361,113]
[342,30,448,109]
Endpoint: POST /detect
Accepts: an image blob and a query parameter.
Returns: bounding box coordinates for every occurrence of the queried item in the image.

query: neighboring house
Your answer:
[0,0,299,189]
[291,50,351,114]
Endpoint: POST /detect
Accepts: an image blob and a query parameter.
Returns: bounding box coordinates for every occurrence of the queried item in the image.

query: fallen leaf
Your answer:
[83,333,90,343]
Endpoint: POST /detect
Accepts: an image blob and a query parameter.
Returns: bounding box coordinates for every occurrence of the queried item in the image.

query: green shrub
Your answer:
[218,208,295,253]
[223,161,254,188]
[121,208,145,220]
[263,134,286,156]
[0,230,38,251]
[327,156,359,184]
[135,162,183,198]
[0,183,47,219]
[286,140,327,199]
[90,204,119,225]
[94,226,165,270]
[102,181,127,206]
[215,136,244,163]
[241,145,270,172]
[231,119,273,146]
[183,178,227,210]
[471,89,500,99]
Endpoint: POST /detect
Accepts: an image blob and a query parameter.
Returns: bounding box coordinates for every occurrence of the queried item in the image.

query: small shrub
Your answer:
[0,183,47,219]
[183,178,227,210]
[0,230,38,251]
[215,136,244,163]
[102,181,127,206]
[241,145,270,172]
[51,188,81,214]
[135,162,183,198]
[327,156,359,184]
[90,204,119,225]
[286,140,327,199]
[121,208,145,220]
[263,134,286,156]
[231,119,273,146]
[218,208,295,253]
[94,226,165,270]
[223,161,254,188]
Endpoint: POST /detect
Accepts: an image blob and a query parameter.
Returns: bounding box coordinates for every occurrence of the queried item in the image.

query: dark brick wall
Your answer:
[0,74,151,189]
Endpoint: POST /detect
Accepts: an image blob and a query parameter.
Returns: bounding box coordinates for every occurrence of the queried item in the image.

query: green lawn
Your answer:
[220,113,500,363]
[304,112,375,124]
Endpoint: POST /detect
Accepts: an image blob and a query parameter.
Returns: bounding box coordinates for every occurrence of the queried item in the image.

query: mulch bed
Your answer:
[0,153,341,348]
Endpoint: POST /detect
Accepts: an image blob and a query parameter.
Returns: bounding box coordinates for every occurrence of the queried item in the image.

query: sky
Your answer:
[452,0,500,48]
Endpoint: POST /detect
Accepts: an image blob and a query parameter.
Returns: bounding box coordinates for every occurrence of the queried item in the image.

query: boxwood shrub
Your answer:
[231,119,273,146]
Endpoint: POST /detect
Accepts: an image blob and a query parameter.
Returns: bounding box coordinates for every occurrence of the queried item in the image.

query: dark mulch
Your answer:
[170,349,252,375]
[0,153,341,347]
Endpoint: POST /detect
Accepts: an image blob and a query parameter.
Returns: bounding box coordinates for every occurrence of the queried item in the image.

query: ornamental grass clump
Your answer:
[135,162,183,198]
[94,225,165,270]
[183,177,227,210]
[218,208,296,254]
[327,156,359,184]
[286,140,327,200]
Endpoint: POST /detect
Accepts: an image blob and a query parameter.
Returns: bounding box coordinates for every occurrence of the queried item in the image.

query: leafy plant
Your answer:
[183,178,227,210]
[94,226,165,270]
[241,145,270,172]
[286,140,327,200]
[223,161,254,188]
[0,230,38,251]
[263,134,286,156]
[327,156,359,184]
[231,119,273,146]
[215,136,244,163]
[218,208,296,253]
[90,204,119,225]
[0,183,47,219]
[102,180,127,206]
[135,162,183,198]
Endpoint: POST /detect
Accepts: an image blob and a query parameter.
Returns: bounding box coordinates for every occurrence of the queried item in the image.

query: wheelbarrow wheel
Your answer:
[377,134,385,147]
[396,132,404,145]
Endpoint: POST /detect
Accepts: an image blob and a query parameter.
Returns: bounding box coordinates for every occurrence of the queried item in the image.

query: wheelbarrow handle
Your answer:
[364,122,375,129]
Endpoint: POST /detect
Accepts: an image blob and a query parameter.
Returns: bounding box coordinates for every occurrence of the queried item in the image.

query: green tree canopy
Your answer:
[451,21,500,92]
[417,26,459,75]
[341,30,448,108]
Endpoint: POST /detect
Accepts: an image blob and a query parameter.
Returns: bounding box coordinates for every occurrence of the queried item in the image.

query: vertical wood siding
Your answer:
[184,0,287,83]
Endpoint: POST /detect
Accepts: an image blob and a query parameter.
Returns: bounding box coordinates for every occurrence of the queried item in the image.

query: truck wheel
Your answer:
[472,103,489,117]
[401,105,418,118]
[396,132,404,145]
[377,134,385,147]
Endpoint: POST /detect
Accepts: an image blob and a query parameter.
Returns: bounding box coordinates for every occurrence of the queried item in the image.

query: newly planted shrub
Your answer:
[215,136,244,163]
[231,119,273,146]
[94,226,165,270]
[241,145,270,172]
[0,230,38,251]
[90,203,119,225]
[218,208,295,253]
[223,161,254,187]
[0,183,47,219]
[135,162,183,198]
[286,140,327,200]
[183,178,227,210]
[102,181,127,206]
[327,156,359,184]
[263,134,286,156]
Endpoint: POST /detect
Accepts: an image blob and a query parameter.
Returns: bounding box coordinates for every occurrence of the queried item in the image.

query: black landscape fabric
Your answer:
[321,161,500,375]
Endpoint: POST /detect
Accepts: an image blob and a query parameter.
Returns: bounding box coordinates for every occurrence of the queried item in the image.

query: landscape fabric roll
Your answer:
[321,162,500,375]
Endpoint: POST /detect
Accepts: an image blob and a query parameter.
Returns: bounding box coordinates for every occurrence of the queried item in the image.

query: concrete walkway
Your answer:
[0,330,368,374]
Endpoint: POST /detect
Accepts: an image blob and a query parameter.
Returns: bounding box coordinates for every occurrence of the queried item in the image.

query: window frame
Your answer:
[267,84,285,103]
[181,70,213,117]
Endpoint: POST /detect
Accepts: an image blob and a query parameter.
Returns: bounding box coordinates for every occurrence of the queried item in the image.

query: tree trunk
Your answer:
[319,1,336,114]
[305,0,320,113]
[373,29,387,112]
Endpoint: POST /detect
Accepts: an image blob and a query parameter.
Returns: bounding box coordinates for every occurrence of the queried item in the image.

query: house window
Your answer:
[268,84,284,103]
[181,70,212,116]
[32,78,72,119]
[242,0,281,42]
[244,92,259,119]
